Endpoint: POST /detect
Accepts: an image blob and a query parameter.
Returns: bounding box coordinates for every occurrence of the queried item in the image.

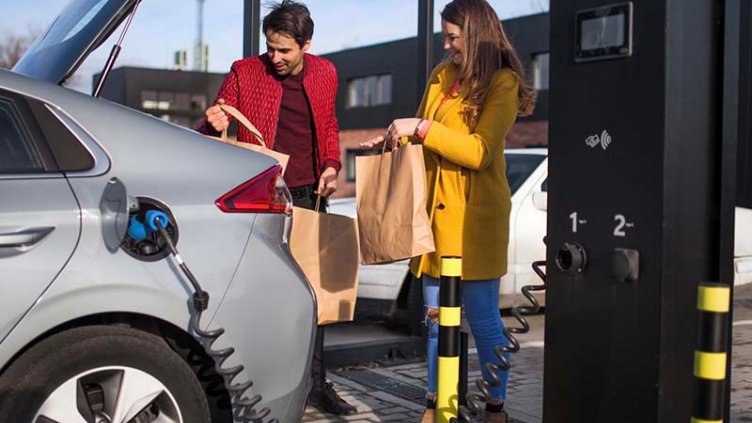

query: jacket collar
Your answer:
[436,61,458,91]
[425,62,463,122]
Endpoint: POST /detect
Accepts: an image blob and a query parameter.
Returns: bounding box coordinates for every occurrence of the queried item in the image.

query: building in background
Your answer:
[194,43,209,72]
[194,0,209,72]
[95,67,225,129]
[173,50,188,71]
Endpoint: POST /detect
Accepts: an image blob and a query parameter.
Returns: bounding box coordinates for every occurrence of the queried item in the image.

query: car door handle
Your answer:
[0,227,56,256]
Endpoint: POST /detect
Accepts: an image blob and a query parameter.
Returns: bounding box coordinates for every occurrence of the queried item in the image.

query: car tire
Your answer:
[406,275,425,337]
[0,325,210,423]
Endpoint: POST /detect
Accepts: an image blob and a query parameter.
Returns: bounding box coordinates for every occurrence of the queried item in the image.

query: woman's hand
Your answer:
[360,118,423,149]
[386,118,422,141]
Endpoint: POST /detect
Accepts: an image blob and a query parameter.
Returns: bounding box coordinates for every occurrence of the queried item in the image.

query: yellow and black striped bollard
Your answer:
[691,282,731,423]
[437,256,462,423]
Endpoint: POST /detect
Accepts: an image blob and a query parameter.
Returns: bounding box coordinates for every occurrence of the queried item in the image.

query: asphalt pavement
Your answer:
[304,284,752,422]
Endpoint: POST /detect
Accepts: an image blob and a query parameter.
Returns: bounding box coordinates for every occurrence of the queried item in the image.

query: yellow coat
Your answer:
[409,62,520,281]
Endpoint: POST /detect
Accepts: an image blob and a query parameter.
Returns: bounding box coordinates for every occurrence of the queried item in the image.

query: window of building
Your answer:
[141,90,158,109]
[345,148,381,182]
[157,92,174,110]
[0,98,43,173]
[347,73,392,108]
[347,79,364,108]
[378,74,392,105]
[142,90,204,111]
[533,52,550,91]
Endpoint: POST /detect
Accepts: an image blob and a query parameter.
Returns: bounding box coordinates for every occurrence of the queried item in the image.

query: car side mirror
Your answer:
[533,191,548,212]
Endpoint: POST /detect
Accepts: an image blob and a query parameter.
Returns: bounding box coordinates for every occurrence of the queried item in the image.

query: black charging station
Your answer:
[544,1,739,422]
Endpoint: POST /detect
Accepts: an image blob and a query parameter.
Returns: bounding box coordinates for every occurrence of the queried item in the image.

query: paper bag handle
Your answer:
[377,133,404,168]
[218,104,267,148]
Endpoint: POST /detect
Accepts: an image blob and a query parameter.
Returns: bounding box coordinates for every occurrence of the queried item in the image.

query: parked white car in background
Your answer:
[330,149,549,333]
[331,147,752,334]
[735,207,752,285]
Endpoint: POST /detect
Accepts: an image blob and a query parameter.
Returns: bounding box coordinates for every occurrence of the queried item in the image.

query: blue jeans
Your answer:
[423,275,510,402]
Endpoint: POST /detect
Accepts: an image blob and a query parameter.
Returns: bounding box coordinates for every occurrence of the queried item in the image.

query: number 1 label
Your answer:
[570,212,578,233]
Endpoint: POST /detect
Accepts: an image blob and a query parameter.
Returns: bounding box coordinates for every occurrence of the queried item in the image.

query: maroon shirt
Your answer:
[273,70,317,188]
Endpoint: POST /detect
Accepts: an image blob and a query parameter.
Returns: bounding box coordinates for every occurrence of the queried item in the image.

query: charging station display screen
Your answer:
[575,2,632,62]
[581,15,625,50]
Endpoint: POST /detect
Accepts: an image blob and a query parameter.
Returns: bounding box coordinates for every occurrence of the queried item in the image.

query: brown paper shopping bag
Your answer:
[356,144,435,264]
[289,203,360,325]
[207,104,290,173]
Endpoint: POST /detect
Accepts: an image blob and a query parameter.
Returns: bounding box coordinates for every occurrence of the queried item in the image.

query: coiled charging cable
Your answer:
[140,211,277,423]
[457,260,547,422]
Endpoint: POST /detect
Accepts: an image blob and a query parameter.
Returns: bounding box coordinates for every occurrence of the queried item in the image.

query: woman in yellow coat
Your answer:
[364,0,536,421]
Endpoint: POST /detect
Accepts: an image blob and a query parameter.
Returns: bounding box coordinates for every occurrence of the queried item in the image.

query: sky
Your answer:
[0,0,548,91]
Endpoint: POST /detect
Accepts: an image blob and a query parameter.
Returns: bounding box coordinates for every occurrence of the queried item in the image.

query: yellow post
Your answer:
[691,283,731,423]
[437,257,462,423]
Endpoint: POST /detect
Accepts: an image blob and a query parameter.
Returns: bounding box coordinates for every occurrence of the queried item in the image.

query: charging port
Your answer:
[121,197,179,262]
[556,242,587,274]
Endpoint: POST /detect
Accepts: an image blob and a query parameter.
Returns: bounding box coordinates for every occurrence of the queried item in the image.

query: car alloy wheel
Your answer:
[0,326,211,423]
[35,366,182,423]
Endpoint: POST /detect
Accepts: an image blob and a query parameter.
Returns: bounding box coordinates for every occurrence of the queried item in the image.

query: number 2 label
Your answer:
[614,214,627,237]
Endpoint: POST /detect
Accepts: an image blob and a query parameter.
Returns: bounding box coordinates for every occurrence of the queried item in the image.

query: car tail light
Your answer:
[216,165,292,214]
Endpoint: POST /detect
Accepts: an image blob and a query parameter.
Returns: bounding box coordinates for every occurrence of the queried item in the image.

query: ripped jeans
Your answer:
[423,275,510,402]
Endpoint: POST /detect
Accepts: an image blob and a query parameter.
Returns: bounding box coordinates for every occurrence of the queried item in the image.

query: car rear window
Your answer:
[0,98,44,173]
[506,154,546,194]
[28,100,95,172]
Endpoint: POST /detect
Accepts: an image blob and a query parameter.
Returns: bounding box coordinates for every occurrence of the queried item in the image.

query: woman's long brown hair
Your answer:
[441,0,536,124]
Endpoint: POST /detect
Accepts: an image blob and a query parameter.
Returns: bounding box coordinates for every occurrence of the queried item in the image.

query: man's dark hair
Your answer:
[262,1,314,48]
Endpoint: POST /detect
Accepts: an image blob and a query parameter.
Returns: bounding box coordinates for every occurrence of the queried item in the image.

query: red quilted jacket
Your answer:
[197,53,342,173]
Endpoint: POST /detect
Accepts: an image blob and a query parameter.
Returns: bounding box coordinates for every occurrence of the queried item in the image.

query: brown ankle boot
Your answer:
[484,410,508,423]
[420,408,435,423]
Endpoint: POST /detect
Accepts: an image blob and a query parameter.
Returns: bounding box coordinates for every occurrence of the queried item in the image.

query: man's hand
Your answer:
[360,134,388,149]
[317,167,338,198]
[205,99,230,133]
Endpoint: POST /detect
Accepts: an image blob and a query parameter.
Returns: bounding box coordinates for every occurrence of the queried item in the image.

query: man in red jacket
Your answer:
[197,0,355,416]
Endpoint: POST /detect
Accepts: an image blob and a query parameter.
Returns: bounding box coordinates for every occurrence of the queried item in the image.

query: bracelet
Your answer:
[414,119,426,137]
[416,119,431,139]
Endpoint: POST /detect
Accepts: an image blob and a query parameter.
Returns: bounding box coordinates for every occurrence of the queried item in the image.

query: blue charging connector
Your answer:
[126,210,170,242]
